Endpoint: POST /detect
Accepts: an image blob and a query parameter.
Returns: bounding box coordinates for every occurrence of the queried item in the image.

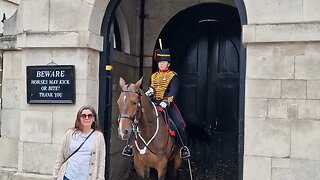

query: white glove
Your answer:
[159,101,168,109]
[145,87,154,97]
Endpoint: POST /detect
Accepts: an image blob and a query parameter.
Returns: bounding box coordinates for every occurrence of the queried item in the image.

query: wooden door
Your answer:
[176,22,240,179]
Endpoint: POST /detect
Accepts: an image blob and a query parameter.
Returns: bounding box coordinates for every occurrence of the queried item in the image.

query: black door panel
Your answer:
[176,22,240,179]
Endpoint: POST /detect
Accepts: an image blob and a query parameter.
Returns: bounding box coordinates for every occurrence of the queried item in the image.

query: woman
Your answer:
[53,106,106,180]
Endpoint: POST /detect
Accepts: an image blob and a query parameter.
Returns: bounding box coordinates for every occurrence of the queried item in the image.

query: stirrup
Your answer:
[180,146,190,159]
[122,145,133,157]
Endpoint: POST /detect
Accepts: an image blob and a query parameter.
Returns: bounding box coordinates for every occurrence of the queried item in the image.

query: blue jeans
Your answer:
[63,176,70,180]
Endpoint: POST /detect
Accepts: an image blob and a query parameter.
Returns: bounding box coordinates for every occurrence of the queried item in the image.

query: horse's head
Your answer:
[117,77,143,140]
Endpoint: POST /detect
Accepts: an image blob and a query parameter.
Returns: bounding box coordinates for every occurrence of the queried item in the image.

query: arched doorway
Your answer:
[99,1,246,179]
[155,3,242,179]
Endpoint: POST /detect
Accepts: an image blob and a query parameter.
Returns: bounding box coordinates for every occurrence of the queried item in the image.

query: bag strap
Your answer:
[63,129,95,164]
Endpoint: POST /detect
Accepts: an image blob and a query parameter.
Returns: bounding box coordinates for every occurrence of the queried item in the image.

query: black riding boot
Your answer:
[122,145,133,157]
[179,129,190,159]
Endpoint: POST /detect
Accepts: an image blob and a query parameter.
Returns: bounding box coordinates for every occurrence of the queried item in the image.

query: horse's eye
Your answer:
[132,102,137,105]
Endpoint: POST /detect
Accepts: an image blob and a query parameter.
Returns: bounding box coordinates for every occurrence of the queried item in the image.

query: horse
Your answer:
[117,77,182,180]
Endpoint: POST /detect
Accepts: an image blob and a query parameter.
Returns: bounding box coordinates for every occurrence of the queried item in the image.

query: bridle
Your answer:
[118,87,169,156]
[118,89,142,124]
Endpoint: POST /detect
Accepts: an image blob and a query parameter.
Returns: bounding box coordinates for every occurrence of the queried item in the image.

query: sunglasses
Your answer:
[80,113,95,119]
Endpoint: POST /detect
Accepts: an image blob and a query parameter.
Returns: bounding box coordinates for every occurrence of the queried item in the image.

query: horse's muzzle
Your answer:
[118,127,132,140]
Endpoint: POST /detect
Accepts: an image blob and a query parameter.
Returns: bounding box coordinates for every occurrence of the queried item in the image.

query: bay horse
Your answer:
[117,77,182,180]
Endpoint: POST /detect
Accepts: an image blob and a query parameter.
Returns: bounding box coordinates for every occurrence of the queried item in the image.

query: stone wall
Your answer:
[243,0,320,179]
[0,0,103,179]
[0,48,101,179]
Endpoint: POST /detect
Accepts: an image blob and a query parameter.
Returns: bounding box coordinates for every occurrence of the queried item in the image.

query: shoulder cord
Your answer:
[62,129,95,164]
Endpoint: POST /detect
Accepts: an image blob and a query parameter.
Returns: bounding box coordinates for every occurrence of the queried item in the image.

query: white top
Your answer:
[65,130,94,180]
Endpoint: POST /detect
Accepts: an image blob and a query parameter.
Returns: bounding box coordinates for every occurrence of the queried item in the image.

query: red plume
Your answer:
[153,49,160,62]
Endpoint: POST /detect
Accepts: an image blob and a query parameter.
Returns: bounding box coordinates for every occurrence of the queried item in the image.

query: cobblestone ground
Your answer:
[123,159,237,180]
[123,161,193,180]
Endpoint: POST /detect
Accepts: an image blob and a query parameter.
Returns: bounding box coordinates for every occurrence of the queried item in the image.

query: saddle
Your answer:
[156,105,184,157]
[156,105,177,137]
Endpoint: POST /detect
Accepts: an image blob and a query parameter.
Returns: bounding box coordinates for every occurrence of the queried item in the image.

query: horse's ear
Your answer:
[119,77,126,89]
[134,76,143,89]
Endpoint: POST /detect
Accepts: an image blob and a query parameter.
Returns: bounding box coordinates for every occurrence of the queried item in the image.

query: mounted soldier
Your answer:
[122,48,191,159]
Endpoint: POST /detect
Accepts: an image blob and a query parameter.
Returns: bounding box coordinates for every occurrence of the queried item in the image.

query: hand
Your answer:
[145,87,154,97]
[159,101,168,109]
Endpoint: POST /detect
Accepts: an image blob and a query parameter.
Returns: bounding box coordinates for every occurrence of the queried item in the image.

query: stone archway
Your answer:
[154,3,243,179]
[94,0,247,179]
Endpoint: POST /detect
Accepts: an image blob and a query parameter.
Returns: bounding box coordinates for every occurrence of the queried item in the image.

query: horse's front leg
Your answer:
[156,162,168,180]
[134,156,147,179]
